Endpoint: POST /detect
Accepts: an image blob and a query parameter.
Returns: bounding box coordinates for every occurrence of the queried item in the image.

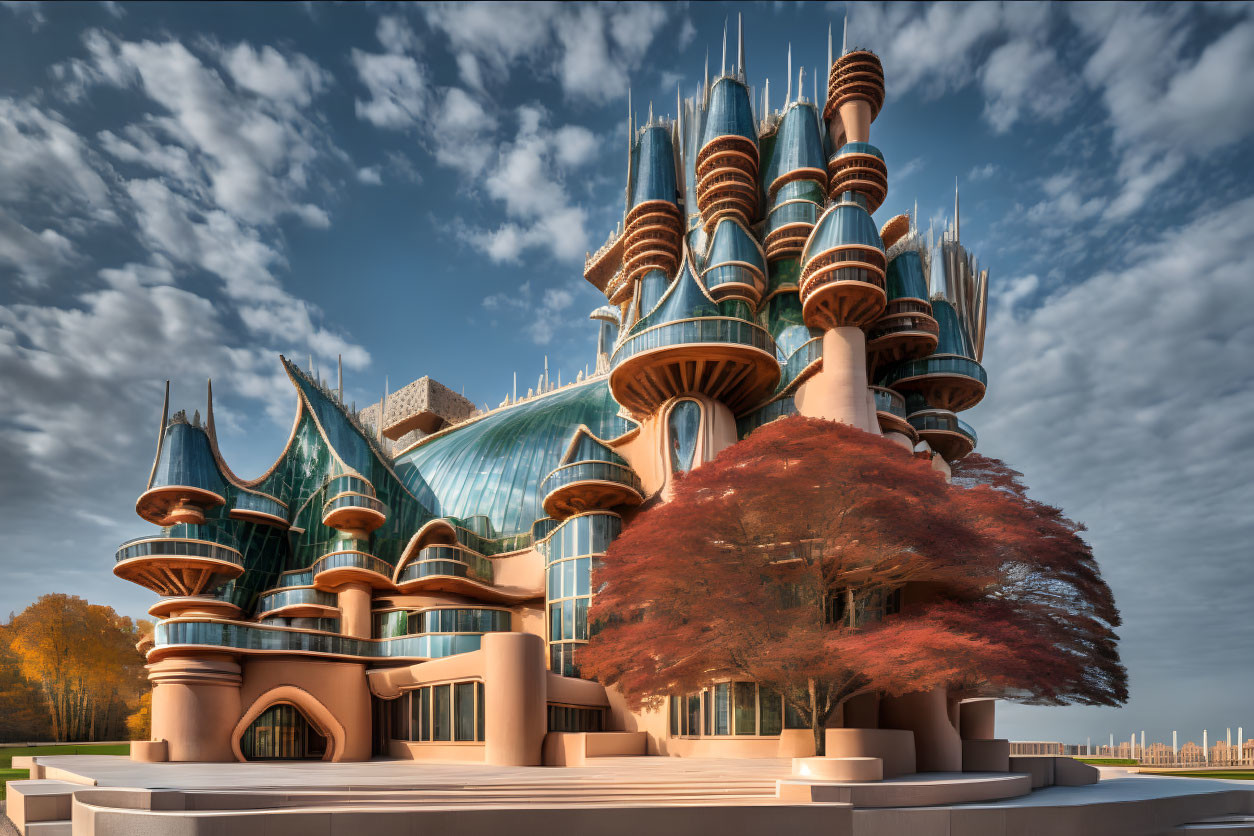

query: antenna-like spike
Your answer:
[913,199,919,232]
[827,22,833,70]
[337,353,343,402]
[704,50,709,98]
[763,77,769,120]
[842,13,848,56]
[786,43,792,103]
[737,13,745,80]
[954,176,960,242]
[146,380,171,490]
[512,371,517,402]
[205,378,216,441]
[813,66,817,106]
[798,65,804,103]
[648,100,653,124]
[721,18,727,78]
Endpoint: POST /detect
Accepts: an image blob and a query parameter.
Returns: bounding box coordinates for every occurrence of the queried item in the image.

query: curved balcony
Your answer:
[867,307,940,369]
[135,484,225,527]
[871,386,917,442]
[396,545,494,592]
[764,198,821,262]
[609,317,779,416]
[146,595,242,620]
[827,144,888,212]
[114,532,243,597]
[824,50,886,125]
[799,245,887,330]
[908,409,977,461]
[256,587,339,620]
[541,460,644,519]
[879,353,987,412]
[311,548,393,590]
[623,202,683,286]
[229,491,289,528]
[321,491,386,533]
[152,619,485,662]
[779,337,823,394]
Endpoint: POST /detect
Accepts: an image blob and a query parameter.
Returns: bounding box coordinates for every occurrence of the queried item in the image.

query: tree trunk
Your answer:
[809,678,824,756]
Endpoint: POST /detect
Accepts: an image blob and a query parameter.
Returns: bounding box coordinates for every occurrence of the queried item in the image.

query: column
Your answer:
[483,632,547,766]
[148,653,242,762]
[337,581,372,638]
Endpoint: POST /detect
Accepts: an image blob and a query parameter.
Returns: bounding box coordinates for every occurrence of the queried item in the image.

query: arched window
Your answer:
[240,703,327,761]
[668,400,701,473]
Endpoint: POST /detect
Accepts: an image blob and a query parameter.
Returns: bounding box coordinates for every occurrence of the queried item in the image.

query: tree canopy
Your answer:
[581,416,1126,752]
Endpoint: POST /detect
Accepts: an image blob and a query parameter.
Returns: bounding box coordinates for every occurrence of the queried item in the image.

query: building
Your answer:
[114,28,992,768]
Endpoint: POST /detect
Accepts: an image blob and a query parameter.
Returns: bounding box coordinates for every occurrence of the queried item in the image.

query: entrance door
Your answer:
[240,703,328,760]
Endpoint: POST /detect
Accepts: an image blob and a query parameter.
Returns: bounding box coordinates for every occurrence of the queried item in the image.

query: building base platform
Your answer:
[5,756,1254,836]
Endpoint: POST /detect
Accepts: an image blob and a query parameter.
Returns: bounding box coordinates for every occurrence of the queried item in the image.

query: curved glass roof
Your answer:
[762,102,826,188]
[630,248,725,336]
[629,126,679,209]
[395,380,626,537]
[563,428,629,466]
[636,268,669,320]
[704,217,765,276]
[931,299,976,358]
[801,200,883,263]
[150,420,227,496]
[886,250,930,302]
[831,141,885,162]
[701,77,757,149]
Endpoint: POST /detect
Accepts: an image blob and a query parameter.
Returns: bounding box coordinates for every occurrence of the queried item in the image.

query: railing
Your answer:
[322,492,385,517]
[880,354,988,387]
[398,545,493,585]
[868,316,940,342]
[541,461,643,500]
[871,386,907,418]
[736,397,798,436]
[767,200,820,234]
[115,534,242,567]
[231,492,287,520]
[908,411,978,446]
[610,317,775,371]
[155,620,484,660]
[311,549,392,579]
[780,338,822,390]
[325,474,374,498]
[256,587,337,615]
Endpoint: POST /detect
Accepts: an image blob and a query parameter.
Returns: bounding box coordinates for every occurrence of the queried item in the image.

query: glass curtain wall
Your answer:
[669,682,809,738]
[541,512,621,676]
[240,703,328,760]
[390,681,486,743]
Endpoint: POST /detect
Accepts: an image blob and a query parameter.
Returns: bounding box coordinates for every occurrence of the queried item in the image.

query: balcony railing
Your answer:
[115,533,242,568]
[311,549,392,580]
[871,386,907,418]
[540,461,643,501]
[322,492,385,517]
[256,587,337,616]
[880,354,988,388]
[154,620,484,660]
[398,545,493,586]
[908,411,978,446]
[610,317,775,371]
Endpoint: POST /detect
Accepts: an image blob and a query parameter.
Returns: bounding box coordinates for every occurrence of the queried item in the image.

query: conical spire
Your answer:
[954,176,960,242]
[721,18,727,77]
[337,353,343,402]
[737,13,745,80]
[842,13,848,55]
[786,43,792,103]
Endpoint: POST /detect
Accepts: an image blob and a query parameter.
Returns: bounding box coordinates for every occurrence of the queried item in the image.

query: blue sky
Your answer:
[2,1,1253,746]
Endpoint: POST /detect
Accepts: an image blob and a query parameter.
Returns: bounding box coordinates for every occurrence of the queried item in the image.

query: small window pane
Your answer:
[476,682,485,741]
[419,687,431,741]
[576,557,590,596]
[714,683,730,735]
[433,685,451,741]
[734,682,756,735]
[455,682,475,741]
[759,686,783,736]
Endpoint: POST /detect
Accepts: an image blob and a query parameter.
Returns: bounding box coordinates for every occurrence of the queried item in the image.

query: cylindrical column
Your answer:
[879,688,962,772]
[795,327,874,431]
[840,100,872,143]
[483,632,546,766]
[959,699,996,740]
[148,653,241,762]
[337,581,372,638]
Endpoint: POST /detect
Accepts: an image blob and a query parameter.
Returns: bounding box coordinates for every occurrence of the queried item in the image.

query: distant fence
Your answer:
[1011,740,1254,767]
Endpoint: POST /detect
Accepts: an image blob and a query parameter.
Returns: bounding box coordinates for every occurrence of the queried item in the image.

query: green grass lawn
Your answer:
[1077,758,1138,765]
[0,743,130,800]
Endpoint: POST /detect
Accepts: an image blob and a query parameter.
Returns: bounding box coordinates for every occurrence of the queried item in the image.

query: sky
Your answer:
[1,1,1253,747]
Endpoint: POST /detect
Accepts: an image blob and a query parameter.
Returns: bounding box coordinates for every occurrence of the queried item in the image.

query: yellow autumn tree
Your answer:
[5,595,149,741]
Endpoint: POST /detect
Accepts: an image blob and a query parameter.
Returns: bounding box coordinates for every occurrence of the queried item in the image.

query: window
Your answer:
[548,704,604,732]
[454,682,476,741]
[395,682,484,743]
[240,703,327,761]
[733,682,756,735]
[758,686,783,736]
[668,400,701,473]
[432,684,451,741]
[713,683,730,735]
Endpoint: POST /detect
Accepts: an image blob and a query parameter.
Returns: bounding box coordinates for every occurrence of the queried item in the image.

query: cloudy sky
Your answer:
[2,1,1252,746]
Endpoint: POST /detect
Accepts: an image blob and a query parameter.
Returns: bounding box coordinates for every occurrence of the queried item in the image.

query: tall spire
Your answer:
[798,65,804,103]
[648,100,653,124]
[828,22,833,69]
[813,66,818,106]
[913,198,919,232]
[763,77,769,119]
[786,43,792,103]
[704,49,709,98]
[337,353,343,403]
[826,23,833,112]
[737,13,745,80]
[721,18,727,78]
[842,13,848,56]
[954,176,960,242]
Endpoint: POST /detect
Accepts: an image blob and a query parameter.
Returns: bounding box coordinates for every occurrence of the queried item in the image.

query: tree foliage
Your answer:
[3,594,150,742]
[581,416,1126,752]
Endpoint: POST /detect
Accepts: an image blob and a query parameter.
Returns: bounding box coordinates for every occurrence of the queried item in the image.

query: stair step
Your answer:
[25,822,72,836]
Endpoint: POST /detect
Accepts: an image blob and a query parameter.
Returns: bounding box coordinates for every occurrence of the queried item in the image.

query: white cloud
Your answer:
[0,210,76,286]
[979,38,1073,133]
[0,98,114,218]
[968,163,999,181]
[553,125,597,169]
[482,279,579,345]
[356,166,383,185]
[351,49,427,128]
[376,14,420,55]
[220,43,330,106]
[895,156,924,181]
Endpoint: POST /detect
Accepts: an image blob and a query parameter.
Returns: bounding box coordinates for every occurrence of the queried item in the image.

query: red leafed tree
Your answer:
[580,416,1125,754]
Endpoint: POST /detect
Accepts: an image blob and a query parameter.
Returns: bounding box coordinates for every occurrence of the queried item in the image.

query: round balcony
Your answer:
[135,485,224,527]
[229,491,289,528]
[867,302,940,368]
[695,162,758,229]
[824,50,886,124]
[146,596,242,620]
[870,386,917,442]
[799,197,887,330]
[826,142,888,213]
[879,354,988,412]
[256,587,340,620]
[702,218,766,308]
[908,409,977,461]
[622,201,683,286]
[321,491,385,533]
[764,180,825,262]
[311,548,393,590]
[395,545,495,595]
[609,316,779,417]
[541,461,645,519]
[114,531,243,597]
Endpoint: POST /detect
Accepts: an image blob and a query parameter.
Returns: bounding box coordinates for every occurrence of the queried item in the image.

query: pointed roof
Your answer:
[628,125,679,210]
[802,193,883,264]
[762,101,826,194]
[701,76,758,150]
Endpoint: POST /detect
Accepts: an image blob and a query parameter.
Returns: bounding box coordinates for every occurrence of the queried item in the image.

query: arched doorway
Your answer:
[239,702,328,760]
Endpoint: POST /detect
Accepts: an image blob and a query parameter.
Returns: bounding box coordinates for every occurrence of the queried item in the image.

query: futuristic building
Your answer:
[116,26,992,770]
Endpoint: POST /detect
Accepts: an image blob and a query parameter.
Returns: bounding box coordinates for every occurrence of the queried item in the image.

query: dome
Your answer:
[801,197,883,264]
[629,126,679,210]
[762,102,825,192]
[831,141,884,162]
[700,77,758,149]
[885,250,930,302]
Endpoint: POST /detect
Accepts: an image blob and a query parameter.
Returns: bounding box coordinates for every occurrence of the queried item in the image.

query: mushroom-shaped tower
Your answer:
[609,246,778,417]
[867,229,940,370]
[114,522,243,597]
[798,191,887,330]
[762,101,828,260]
[541,428,643,519]
[701,216,767,311]
[620,124,683,306]
[824,49,885,145]
[696,76,759,230]
[137,403,227,526]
